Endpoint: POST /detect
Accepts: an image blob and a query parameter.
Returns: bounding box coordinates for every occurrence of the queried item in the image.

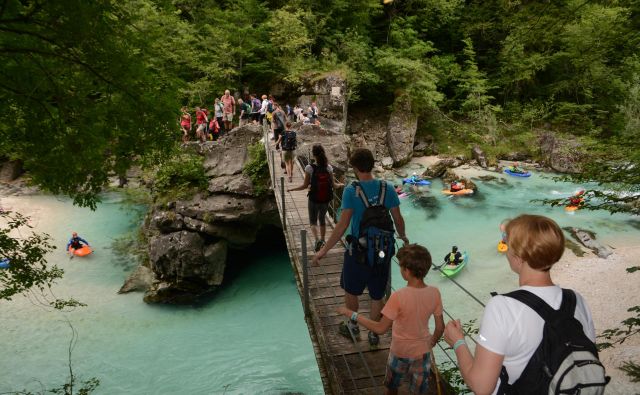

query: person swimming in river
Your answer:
[443,246,463,267]
[450,181,465,192]
[66,232,90,253]
[395,185,403,195]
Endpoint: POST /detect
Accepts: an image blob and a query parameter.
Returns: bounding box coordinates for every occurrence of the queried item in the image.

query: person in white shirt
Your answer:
[443,214,596,395]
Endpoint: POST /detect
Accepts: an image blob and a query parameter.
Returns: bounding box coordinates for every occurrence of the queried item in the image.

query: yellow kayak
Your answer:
[565,205,579,212]
[498,241,508,253]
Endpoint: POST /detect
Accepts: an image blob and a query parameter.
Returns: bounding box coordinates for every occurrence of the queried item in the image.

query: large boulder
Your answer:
[565,227,613,259]
[294,125,350,173]
[118,265,155,294]
[538,132,584,173]
[413,135,438,157]
[471,145,488,168]
[442,169,478,191]
[175,194,278,224]
[144,231,228,304]
[423,157,466,178]
[387,95,418,166]
[0,159,23,182]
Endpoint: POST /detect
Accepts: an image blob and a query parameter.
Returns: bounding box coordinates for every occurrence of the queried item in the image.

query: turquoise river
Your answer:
[1,170,639,394]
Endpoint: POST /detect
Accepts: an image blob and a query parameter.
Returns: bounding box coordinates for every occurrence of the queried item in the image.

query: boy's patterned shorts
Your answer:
[384,351,431,394]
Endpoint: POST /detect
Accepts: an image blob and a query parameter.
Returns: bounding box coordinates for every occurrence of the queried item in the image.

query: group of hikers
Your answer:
[283,146,607,394]
[179,91,320,143]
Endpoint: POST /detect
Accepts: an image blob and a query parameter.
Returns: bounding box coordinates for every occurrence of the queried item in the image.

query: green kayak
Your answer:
[440,252,469,278]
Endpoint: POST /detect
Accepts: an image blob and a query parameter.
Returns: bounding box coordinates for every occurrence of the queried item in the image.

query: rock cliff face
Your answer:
[136,124,280,304]
[296,72,348,134]
[387,95,418,167]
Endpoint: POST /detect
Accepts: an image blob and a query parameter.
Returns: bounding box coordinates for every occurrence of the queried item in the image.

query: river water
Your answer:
[1,170,638,394]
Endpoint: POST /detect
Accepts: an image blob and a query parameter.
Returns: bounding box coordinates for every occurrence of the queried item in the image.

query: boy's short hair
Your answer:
[505,214,564,271]
[397,243,432,279]
[349,148,375,172]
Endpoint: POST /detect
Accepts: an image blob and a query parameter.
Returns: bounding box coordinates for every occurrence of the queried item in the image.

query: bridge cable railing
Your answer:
[263,137,380,394]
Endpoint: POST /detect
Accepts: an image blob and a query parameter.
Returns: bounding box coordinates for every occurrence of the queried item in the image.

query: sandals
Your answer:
[314,240,326,252]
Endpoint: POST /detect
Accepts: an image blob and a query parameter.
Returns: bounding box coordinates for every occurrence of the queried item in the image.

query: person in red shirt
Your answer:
[180,106,191,143]
[195,107,207,143]
[221,90,235,133]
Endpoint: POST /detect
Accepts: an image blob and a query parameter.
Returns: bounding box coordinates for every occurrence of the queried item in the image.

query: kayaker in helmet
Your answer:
[509,162,524,174]
[450,181,464,192]
[444,246,462,267]
[568,189,586,207]
[67,232,90,254]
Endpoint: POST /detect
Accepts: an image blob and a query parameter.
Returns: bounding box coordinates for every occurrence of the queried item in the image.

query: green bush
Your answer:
[154,153,207,199]
[243,142,269,196]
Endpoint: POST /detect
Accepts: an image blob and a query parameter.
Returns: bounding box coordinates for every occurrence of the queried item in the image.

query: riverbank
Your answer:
[553,244,640,395]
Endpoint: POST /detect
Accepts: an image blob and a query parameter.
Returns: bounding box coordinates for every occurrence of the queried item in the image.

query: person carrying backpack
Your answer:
[443,214,608,395]
[288,144,344,252]
[272,103,287,150]
[313,148,409,350]
[276,120,296,182]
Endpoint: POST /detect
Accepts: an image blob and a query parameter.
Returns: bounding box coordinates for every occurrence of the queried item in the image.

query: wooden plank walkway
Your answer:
[263,136,448,394]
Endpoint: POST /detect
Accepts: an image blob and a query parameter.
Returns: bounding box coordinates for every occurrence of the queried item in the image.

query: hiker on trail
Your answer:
[259,94,268,126]
[250,94,261,124]
[337,243,444,395]
[271,104,287,150]
[180,106,191,143]
[293,104,302,122]
[221,90,235,132]
[288,144,344,252]
[276,121,297,182]
[214,98,225,136]
[313,148,409,350]
[309,101,319,125]
[443,214,606,395]
[238,98,251,127]
[195,106,208,143]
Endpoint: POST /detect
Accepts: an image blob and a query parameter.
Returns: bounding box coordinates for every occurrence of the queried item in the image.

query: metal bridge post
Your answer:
[301,229,309,316]
[271,150,275,186]
[280,176,286,230]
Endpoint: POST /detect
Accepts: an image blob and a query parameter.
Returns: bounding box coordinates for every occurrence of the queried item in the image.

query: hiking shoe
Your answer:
[314,240,325,252]
[338,321,360,342]
[368,331,380,350]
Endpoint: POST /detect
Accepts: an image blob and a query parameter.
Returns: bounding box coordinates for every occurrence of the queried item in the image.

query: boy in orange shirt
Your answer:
[338,243,445,394]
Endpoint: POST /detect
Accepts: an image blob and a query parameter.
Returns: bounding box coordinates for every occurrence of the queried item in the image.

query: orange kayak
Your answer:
[68,245,93,257]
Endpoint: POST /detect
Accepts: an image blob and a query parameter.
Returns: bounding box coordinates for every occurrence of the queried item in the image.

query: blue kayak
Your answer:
[402,178,431,186]
[0,258,9,269]
[504,169,531,177]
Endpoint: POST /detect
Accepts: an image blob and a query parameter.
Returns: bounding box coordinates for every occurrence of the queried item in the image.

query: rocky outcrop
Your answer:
[296,72,347,134]
[387,95,418,166]
[293,124,350,174]
[471,145,488,168]
[538,132,584,173]
[565,227,613,259]
[118,265,155,294]
[423,156,466,178]
[413,135,438,157]
[139,124,280,304]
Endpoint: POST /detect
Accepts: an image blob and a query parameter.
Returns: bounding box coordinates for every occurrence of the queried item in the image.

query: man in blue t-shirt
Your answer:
[313,148,409,348]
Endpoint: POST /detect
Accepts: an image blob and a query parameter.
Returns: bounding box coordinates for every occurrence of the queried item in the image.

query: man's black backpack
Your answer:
[496,289,609,395]
[282,130,297,151]
[308,164,333,203]
[353,181,395,268]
